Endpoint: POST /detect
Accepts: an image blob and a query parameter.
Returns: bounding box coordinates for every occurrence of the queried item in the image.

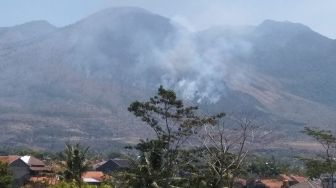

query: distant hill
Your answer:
[0,7,336,150]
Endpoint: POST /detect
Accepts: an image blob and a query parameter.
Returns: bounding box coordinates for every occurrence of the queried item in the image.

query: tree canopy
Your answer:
[0,161,12,188]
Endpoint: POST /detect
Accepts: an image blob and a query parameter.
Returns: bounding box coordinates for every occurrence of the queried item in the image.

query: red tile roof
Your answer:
[290,175,307,183]
[0,155,20,164]
[82,171,105,182]
[260,179,284,188]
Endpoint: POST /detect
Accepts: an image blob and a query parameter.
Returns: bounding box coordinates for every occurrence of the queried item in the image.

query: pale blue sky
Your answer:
[1,0,335,38]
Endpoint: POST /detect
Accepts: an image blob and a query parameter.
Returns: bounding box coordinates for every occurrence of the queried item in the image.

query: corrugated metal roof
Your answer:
[112,158,131,168]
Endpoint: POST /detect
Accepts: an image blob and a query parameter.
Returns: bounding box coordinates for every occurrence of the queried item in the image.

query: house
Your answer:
[246,174,308,188]
[20,155,50,176]
[247,179,284,188]
[0,155,30,188]
[0,155,51,188]
[93,158,131,173]
[290,181,322,188]
[261,179,284,188]
[82,171,105,185]
[279,174,308,187]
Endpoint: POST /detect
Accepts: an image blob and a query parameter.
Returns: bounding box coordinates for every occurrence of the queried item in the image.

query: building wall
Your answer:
[9,159,30,188]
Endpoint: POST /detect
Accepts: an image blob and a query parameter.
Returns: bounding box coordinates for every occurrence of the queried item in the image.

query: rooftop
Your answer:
[0,155,20,164]
[82,171,105,182]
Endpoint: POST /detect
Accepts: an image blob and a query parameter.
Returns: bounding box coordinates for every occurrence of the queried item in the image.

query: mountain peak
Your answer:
[65,6,175,44]
[16,20,55,27]
[0,20,57,45]
[257,19,311,34]
[96,6,151,15]
[252,19,333,43]
[76,6,154,24]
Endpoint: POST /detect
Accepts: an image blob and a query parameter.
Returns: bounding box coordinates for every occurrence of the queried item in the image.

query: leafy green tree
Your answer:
[127,86,224,187]
[0,161,12,188]
[301,127,336,187]
[63,143,89,188]
[246,156,283,178]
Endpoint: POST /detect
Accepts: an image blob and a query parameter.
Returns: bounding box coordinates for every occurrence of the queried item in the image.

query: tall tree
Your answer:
[196,117,256,188]
[0,161,12,188]
[301,127,336,188]
[128,86,224,187]
[63,143,89,188]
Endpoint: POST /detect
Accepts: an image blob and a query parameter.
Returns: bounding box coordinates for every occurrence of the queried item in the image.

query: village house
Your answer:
[0,155,51,188]
[93,158,131,173]
[245,174,318,188]
[82,171,106,185]
[20,155,50,176]
[0,155,29,187]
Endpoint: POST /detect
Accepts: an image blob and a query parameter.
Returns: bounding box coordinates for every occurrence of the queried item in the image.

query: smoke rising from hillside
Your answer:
[148,26,253,103]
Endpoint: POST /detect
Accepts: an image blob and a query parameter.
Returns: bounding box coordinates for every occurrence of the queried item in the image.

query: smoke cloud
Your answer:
[146,23,253,103]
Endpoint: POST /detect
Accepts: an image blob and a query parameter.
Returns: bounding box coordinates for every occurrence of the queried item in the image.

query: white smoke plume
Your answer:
[149,24,253,104]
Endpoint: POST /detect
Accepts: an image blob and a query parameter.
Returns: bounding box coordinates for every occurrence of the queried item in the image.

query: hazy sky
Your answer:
[1,0,335,38]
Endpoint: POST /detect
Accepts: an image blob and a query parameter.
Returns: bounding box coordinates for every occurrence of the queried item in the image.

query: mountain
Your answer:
[0,7,336,150]
[0,20,56,47]
[249,20,336,106]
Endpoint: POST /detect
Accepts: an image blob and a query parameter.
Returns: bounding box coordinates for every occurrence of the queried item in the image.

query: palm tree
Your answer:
[63,143,89,188]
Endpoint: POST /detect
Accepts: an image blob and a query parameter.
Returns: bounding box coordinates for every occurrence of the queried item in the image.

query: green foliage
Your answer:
[303,127,336,147]
[62,143,89,188]
[0,161,12,188]
[299,158,331,179]
[126,86,224,187]
[301,127,336,181]
[246,156,283,178]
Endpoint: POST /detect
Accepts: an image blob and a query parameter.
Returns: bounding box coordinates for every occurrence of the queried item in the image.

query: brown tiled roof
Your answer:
[290,175,306,183]
[280,174,293,181]
[0,156,9,164]
[21,156,45,166]
[82,171,105,181]
[0,155,21,164]
[290,181,319,188]
[20,155,50,172]
[261,179,284,188]
[30,166,50,172]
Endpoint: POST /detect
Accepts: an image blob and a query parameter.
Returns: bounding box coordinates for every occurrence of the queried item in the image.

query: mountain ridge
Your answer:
[0,7,335,150]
